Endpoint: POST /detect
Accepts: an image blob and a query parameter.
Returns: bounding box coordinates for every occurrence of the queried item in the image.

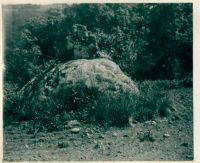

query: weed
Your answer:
[133,80,172,122]
[137,130,155,142]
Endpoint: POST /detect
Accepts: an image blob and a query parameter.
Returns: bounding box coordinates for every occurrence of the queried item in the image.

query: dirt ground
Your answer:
[3,88,193,161]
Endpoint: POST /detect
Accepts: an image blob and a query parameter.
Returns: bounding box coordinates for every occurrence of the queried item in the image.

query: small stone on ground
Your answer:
[71,128,80,133]
[163,133,170,138]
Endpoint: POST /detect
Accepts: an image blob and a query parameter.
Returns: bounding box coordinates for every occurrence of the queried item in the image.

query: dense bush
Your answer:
[3,3,192,89]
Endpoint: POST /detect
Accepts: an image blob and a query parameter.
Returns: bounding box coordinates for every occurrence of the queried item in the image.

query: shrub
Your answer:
[27,84,99,131]
[5,79,172,131]
[94,93,136,126]
[3,83,23,125]
[92,80,172,125]
[134,80,172,121]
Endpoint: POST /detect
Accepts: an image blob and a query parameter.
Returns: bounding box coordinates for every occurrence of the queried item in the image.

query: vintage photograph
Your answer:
[2,3,193,161]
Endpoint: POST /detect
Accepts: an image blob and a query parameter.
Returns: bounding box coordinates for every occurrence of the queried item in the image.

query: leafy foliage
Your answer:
[4,4,192,89]
[3,4,192,129]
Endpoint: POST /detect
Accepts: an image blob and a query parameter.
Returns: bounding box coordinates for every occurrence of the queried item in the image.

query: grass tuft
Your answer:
[4,80,173,131]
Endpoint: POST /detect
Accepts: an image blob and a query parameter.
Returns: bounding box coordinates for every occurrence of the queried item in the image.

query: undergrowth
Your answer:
[4,80,176,131]
[135,80,172,120]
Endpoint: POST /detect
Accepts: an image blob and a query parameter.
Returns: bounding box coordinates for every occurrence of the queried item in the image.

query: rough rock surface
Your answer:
[20,58,139,119]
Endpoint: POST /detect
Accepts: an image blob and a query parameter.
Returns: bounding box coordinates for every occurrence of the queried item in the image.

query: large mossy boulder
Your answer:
[19,58,139,128]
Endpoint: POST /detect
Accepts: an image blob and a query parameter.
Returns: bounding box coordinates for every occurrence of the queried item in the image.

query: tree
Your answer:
[4,3,193,89]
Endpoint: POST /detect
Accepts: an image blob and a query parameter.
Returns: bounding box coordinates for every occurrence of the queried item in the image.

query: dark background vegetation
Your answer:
[3,3,193,128]
[3,3,192,88]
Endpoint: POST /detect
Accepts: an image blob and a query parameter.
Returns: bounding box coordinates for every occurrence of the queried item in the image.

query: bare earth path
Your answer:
[3,88,193,161]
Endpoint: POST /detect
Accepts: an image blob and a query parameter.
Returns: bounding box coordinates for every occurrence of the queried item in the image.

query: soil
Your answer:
[3,88,193,161]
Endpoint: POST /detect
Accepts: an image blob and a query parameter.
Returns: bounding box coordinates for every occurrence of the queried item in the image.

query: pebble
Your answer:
[71,128,80,133]
[151,121,157,125]
[168,120,173,124]
[163,133,170,138]
[66,120,80,129]
[145,120,157,125]
[112,133,118,137]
